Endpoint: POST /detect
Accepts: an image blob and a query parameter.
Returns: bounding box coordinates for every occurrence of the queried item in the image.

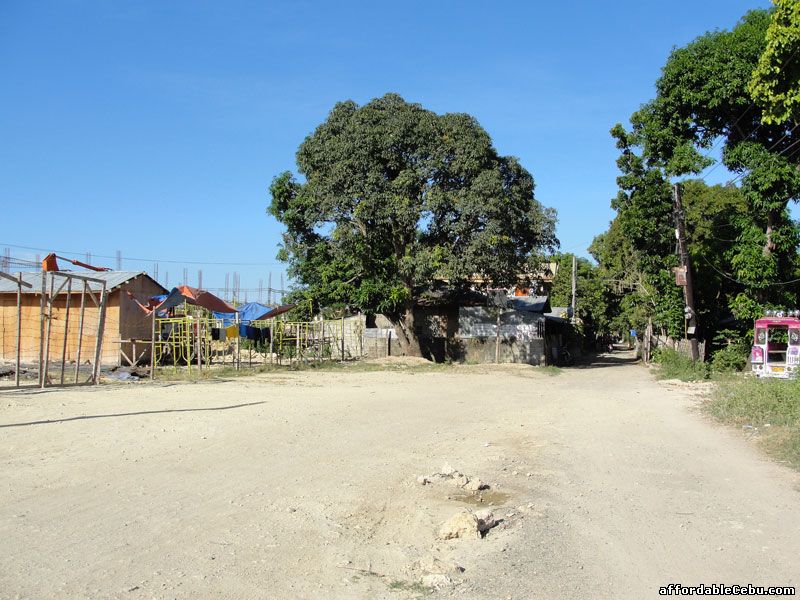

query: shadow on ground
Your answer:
[570,351,640,370]
[0,401,266,429]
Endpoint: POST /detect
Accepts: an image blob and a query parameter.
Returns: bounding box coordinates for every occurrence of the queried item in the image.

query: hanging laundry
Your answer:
[225,324,239,339]
[211,328,222,341]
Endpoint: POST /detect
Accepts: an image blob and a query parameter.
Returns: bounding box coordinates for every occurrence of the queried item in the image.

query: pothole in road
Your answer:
[447,489,511,506]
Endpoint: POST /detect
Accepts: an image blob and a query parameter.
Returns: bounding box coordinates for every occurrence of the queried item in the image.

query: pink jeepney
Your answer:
[751,314,800,378]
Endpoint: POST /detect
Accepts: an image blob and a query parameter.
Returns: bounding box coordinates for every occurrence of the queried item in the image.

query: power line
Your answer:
[698,253,800,287]
[0,242,285,267]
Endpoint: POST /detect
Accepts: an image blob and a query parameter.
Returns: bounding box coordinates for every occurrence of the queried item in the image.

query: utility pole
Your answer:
[570,254,577,324]
[673,183,700,362]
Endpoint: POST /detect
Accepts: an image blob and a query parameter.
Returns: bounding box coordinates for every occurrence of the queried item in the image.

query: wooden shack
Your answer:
[0,271,167,366]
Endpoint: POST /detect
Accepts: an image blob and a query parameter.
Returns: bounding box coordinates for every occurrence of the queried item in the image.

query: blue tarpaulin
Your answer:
[212,301,272,326]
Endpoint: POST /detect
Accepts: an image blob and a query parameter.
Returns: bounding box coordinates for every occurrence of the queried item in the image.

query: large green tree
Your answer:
[268,93,557,356]
[750,0,800,125]
[602,9,800,351]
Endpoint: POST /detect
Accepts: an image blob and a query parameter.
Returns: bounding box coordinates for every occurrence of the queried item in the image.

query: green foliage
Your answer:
[710,344,748,373]
[707,376,800,469]
[268,94,557,353]
[550,253,615,339]
[652,348,710,381]
[596,8,800,351]
[750,0,800,124]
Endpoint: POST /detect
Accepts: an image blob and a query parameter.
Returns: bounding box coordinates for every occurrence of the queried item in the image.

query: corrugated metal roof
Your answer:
[509,295,551,313]
[0,271,166,294]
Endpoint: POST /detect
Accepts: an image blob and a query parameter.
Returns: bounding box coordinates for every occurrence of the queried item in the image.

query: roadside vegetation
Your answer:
[706,376,800,470]
[652,348,711,381]
[651,347,800,470]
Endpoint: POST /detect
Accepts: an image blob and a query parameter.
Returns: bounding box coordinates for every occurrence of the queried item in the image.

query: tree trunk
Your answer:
[764,210,778,256]
[389,305,423,357]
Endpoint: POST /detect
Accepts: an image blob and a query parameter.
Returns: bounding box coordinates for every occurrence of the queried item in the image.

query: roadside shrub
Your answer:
[652,347,710,381]
[706,377,800,470]
[710,344,748,373]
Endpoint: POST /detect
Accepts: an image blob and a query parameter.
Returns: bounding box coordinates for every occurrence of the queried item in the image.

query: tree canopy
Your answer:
[750,0,800,125]
[596,8,800,353]
[269,93,557,356]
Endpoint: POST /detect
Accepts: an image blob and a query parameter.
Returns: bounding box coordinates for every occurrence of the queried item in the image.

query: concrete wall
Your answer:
[459,336,547,365]
[456,306,547,365]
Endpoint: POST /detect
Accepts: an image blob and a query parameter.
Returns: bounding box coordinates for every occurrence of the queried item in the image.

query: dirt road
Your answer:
[1,354,799,599]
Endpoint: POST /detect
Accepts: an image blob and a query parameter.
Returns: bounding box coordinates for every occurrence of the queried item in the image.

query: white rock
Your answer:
[440,463,456,476]
[416,475,430,485]
[474,509,497,533]
[422,573,454,589]
[438,510,481,540]
[417,555,464,575]
[463,478,487,492]
[451,474,469,487]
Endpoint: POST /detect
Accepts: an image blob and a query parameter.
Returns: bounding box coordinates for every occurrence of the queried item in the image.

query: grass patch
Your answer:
[705,376,800,470]
[151,358,454,381]
[538,366,563,376]
[152,363,282,382]
[652,348,710,381]
[387,580,433,595]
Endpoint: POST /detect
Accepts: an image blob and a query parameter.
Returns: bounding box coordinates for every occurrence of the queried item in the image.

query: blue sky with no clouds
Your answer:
[0,0,773,298]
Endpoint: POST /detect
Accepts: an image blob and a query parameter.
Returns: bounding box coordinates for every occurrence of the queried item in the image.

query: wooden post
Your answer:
[387,329,392,357]
[340,316,345,361]
[268,320,274,365]
[673,183,700,362]
[495,309,501,364]
[235,313,240,370]
[59,278,72,385]
[38,271,47,387]
[42,274,55,388]
[197,317,202,370]
[150,311,156,380]
[571,254,577,324]
[15,273,22,387]
[75,282,86,383]
[91,283,108,384]
[319,312,325,362]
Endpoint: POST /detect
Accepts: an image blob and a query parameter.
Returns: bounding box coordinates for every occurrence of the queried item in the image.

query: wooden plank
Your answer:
[85,286,100,308]
[50,272,106,285]
[15,273,22,386]
[42,274,55,388]
[0,271,33,288]
[91,283,108,384]
[74,281,87,383]
[150,312,156,380]
[38,271,46,387]
[59,278,72,384]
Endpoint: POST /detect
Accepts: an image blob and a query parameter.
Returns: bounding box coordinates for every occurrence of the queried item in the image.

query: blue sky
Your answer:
[0,0,773,299]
